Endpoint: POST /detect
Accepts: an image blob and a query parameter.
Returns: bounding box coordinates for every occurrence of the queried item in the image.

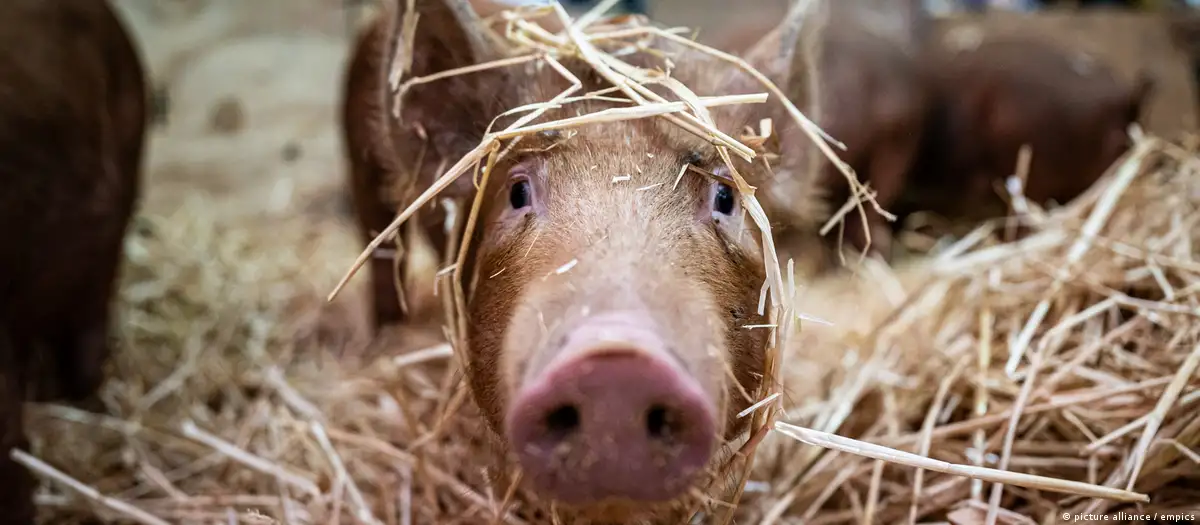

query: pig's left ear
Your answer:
[383,0,513,196]
[736,0,828,133]
[714,0,830,216]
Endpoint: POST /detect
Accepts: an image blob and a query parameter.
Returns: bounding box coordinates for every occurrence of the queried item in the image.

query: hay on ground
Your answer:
[740,134,1200,524]
[27,133,1200,524]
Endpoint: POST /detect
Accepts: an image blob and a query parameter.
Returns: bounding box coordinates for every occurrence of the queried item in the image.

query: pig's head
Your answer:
[358,0,827,519]
[470,128,766,519]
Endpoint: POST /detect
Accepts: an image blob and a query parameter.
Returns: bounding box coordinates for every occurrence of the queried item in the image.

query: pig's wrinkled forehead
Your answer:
[506,53,763,143]
[512,119,717,189]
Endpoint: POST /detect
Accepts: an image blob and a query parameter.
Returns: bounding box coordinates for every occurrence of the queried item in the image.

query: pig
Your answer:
[899,35,1153,227]
[669,0,928,271]
[798,0,931,262]
[1167,7,1200,124]
[704,17,785,56]
[342,0,838,520]
[0,0,148,522]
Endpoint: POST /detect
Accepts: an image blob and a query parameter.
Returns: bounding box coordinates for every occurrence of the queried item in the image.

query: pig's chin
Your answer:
[502,310,725,510]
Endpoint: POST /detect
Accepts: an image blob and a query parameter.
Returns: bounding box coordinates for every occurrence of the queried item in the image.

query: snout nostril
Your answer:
[544,405,580,439]
[509,346,721,504]
[645,404,677,441]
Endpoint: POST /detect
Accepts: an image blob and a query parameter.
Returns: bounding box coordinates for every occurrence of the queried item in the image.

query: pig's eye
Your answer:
[509,179,532,210]
[713,183,736,215]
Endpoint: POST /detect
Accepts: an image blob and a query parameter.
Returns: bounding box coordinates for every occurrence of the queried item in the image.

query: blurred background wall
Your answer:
[104,0,1199,224]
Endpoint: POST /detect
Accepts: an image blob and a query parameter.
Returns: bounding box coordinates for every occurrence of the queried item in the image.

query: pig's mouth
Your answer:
[503,311,721,506]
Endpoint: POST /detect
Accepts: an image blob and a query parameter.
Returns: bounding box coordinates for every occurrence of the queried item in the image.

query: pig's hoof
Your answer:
[506,351,716,504]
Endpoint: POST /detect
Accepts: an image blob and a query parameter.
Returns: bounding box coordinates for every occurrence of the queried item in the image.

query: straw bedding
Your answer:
[742,135,1200,524]
[20,5,1200,525]
[22,137,1200,524]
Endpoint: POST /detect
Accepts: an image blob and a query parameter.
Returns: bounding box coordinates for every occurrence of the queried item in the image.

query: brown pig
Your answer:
[668,0,929,267]
[1166,8,1200,134]
[901,35,1153,226]
[342,0,832,521]
[705,16,784,56]
[799,0,931,262]
[0,0,147,522]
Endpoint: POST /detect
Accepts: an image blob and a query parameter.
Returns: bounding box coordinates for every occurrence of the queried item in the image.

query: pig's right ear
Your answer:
[738,0,828,129]
[366,0,511,197]
[730,0,830,204]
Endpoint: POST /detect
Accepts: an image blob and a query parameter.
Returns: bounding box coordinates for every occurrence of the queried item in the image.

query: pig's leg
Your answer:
[51,235,125,404]
[54,161,134,403]
[349,174,456,329]
[53,311,112,404]
[0,330,35,525]
[349,155,408,329]
[45,32,145,403]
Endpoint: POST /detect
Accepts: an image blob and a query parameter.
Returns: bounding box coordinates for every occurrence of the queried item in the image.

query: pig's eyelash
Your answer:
[688,163,735,186]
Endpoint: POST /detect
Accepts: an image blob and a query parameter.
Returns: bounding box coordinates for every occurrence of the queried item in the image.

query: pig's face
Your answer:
[464,116,769,514]
[357,0,825,518]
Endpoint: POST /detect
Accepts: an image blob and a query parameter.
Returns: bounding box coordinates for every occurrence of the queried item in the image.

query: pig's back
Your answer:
[960,40,1128,168]
[950,38,1126,123]
[917,37,1133,214]
[816,2,929,154]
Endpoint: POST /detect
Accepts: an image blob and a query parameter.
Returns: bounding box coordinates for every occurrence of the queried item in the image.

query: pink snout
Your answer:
[505,316,717,504]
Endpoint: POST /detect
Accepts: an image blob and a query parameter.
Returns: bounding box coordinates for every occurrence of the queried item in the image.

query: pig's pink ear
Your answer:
[374,0,512,197]
[728,0,830,198]
[700,0,832,230]
[738,0,828,127]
